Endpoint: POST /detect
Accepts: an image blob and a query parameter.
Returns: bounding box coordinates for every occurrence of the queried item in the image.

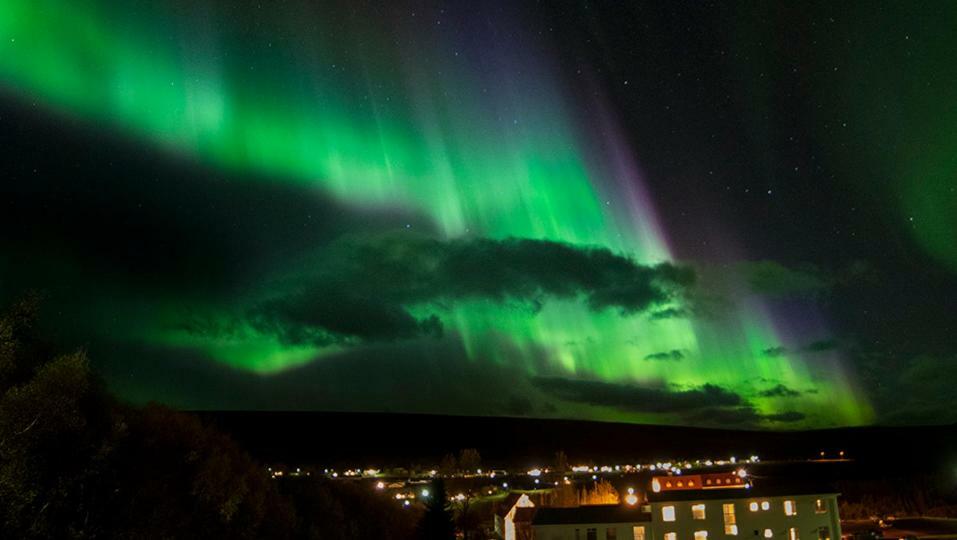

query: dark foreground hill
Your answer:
[195,410,957,472]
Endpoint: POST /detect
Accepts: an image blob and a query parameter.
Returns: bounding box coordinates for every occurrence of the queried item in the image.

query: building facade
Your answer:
[497,493,537,540]
[532,505,651,540]
[531,474,841,540]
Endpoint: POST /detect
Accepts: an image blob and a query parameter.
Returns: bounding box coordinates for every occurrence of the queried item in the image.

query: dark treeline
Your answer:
[839,475,957,519]
[0,295,419,539]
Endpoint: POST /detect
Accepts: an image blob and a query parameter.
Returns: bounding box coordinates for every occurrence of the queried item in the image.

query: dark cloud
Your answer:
[763,346,788,358]
[644,349,685,362]
[93,334,541,416]
[648,307,689,320]
[0,103,434,301]
[503,396,535,416]
[803,339,838,353]
[761,339,840,359]
[757,384,802,398]
[740,261,831,297]
[858,353,957,425]
[689,406,806,427]
[247,234,695,345]
[531,377,741,414]
[763,411,806,423]
[250,293,443,346]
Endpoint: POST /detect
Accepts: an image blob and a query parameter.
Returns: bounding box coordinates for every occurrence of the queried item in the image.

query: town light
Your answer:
[625,493,639,505]
[375,481,385,490]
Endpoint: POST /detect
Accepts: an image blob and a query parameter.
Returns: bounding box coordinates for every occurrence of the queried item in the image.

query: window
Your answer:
[784,500,796,516]
[788,528,799,540]
[693,504,707,520]
[665,533,677,540]
[576,529,581,540]
[760,501,770,511]
[633,526,646,540]
[662,506,676,522]
[695,531,708,540]
[607,529,617,540]
[814,499,827,514]
[817,528,830,540]
[588,529,598,540]
[763,530,773,539]
[723,503,738,536]
[749,502,759,512]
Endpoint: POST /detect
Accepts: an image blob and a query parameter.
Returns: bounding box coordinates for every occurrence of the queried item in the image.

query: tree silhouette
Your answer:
[458,448,481,473]
[418,478,455,540]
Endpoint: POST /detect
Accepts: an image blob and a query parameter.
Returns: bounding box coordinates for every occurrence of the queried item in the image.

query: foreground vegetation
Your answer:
[0,296,418,539]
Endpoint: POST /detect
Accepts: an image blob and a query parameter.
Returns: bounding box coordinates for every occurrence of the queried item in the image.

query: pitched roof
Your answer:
[497,493,524,517]
[646,480,839,503]
[532,505,651,526]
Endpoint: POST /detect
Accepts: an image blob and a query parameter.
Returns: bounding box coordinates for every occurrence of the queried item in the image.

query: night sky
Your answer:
[2,0,955,428]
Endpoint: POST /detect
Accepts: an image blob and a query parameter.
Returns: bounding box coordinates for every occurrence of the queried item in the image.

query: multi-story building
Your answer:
[530,472,841,540]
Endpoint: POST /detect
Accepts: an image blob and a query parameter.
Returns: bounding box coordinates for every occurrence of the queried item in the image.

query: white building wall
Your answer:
[648,494,841,540]
[535,522,647,540]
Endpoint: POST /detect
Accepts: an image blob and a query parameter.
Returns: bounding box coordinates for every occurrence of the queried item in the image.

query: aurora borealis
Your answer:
[2,1,955,428]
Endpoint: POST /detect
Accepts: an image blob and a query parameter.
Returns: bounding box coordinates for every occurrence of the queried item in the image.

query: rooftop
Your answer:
[647,480,839,503]
[532,505,651,526]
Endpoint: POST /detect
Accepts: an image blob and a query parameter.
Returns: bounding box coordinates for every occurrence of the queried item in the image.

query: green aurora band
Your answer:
[0,0,874,426]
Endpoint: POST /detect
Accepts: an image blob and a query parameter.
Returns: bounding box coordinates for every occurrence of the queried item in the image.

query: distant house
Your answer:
[531,473,842,540]
[497,493,536,540]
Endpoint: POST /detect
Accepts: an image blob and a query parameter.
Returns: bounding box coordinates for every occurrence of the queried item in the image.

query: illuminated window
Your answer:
[764,530,773,539]
[784,500,797,516]
[695,531,708,540]
[789,528,799,540]
[633,526,646,540]
[607,528,617,540]
[749,502,759,512]
[723,503,737,535]
[692,504,707,520]
[760,501,770,511]
[817,528,830,540]
[665,533,677,540]
[814,499,827,514]
[662,506,676,522]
